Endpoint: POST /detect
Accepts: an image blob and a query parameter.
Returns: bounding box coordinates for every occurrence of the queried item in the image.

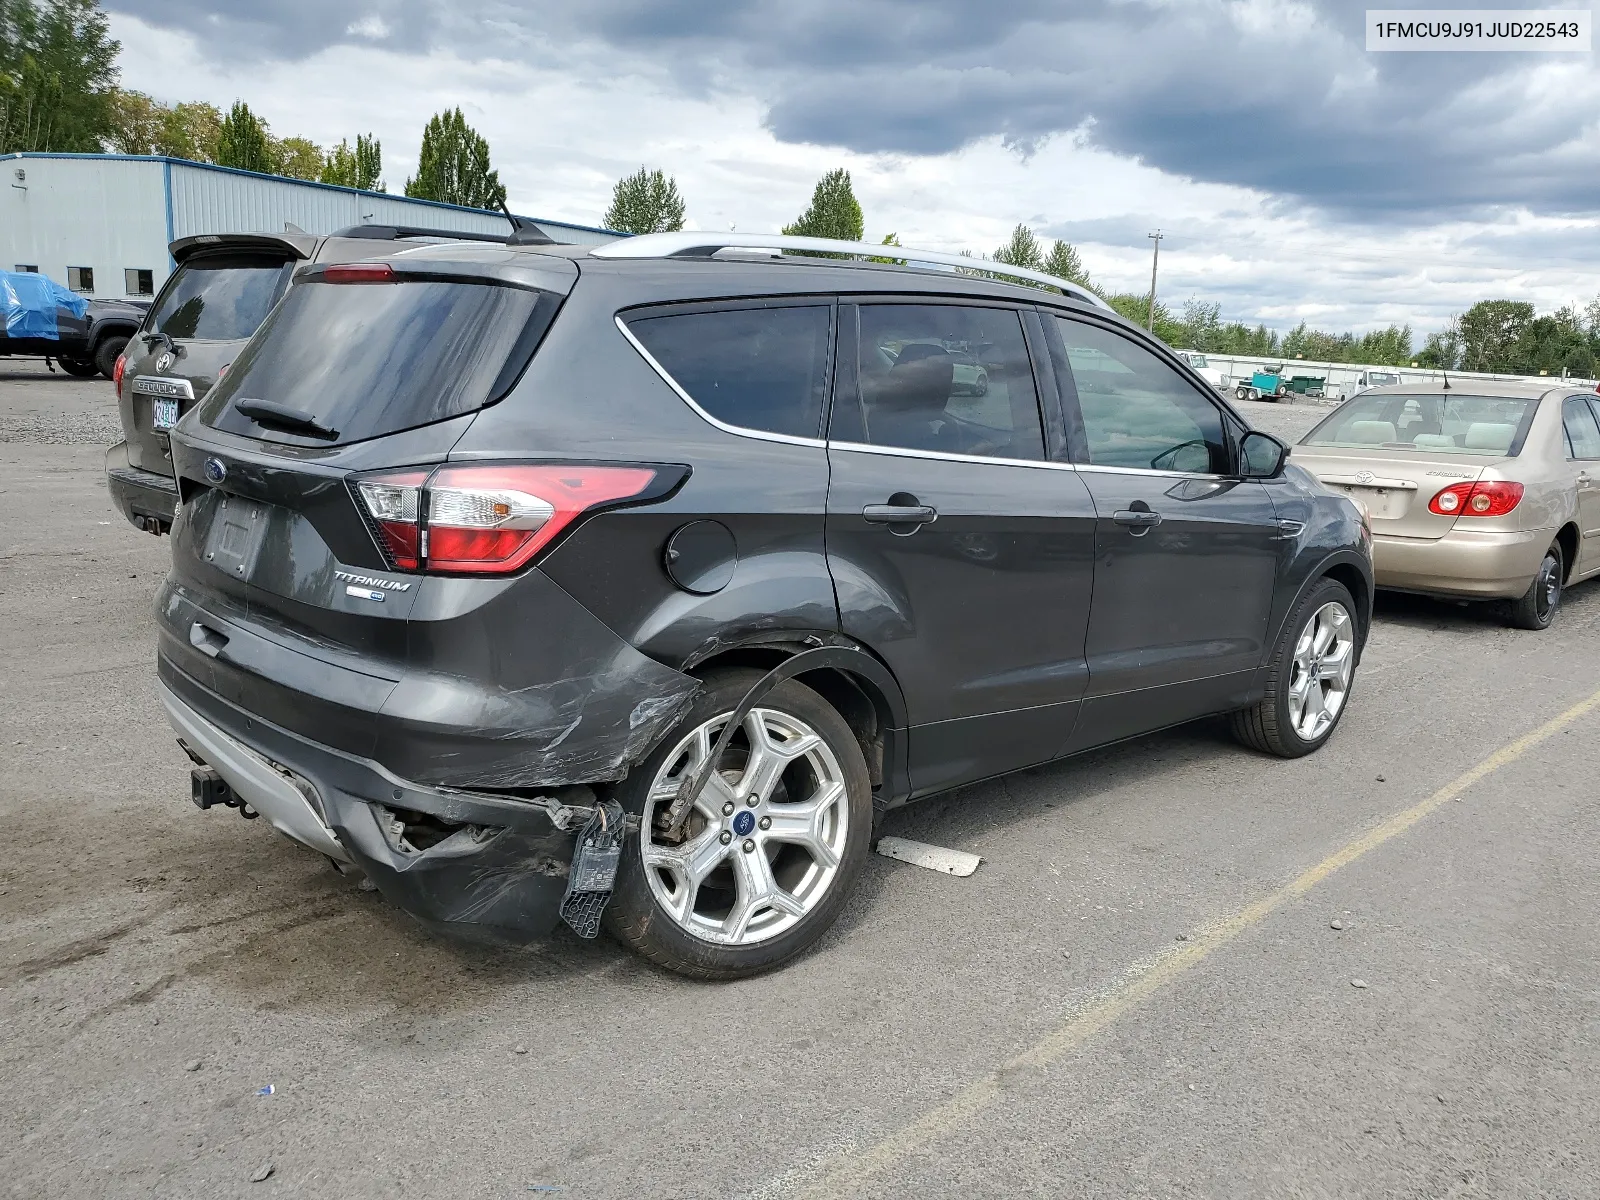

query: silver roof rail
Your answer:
[590,231,1111,311]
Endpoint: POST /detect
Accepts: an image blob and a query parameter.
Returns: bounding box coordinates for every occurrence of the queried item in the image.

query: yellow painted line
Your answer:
[797,685,1600,1198]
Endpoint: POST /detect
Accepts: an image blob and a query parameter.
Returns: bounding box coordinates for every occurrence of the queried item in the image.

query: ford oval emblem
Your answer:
[204,457,227,484]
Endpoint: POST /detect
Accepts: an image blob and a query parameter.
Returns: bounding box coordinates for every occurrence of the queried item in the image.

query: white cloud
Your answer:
[108,11,1600,337]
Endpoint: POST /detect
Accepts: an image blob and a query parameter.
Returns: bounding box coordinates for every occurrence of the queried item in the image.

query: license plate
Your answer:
[152,398,179,430]
[1338,485,1410,521]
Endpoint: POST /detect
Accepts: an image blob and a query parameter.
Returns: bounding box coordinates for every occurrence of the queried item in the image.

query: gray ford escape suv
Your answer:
[158,232,1373,979]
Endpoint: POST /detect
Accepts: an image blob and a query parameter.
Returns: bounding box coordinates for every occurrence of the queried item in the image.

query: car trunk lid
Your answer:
[1295,447,1490,538]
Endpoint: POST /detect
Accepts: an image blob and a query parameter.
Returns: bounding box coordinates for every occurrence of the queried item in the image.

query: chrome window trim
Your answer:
[613,313,828,449]
[1073,462,1231,482]
[826,439,1079,472]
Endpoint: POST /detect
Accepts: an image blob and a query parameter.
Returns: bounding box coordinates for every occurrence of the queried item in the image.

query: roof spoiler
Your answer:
[590,231,1111,310]
[168,231,317,265]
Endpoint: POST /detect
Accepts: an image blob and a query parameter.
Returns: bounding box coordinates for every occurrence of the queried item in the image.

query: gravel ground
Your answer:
[0,362,123,445]
[6,368,1599,1199]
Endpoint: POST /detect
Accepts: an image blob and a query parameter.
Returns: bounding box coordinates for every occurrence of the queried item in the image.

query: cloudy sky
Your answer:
[106,0,1600,337]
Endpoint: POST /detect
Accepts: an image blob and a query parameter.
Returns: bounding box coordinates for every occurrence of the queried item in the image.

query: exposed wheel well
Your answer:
[689,646,891,789]
[1556,523,1580,583]
[1321,563,1370,646]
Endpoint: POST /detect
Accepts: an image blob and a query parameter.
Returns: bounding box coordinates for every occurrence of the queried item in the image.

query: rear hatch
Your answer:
[162,250,577,748]
[1295,391,1538,539]
[119,234,311,474]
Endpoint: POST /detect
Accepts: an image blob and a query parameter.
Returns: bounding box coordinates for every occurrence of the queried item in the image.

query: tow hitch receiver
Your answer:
[191,766,257,819]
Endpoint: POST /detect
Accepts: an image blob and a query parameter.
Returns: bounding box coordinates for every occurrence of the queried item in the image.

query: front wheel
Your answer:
[605,669,872,979]
[1231,578,1359,758]
[1506,543,1563,630]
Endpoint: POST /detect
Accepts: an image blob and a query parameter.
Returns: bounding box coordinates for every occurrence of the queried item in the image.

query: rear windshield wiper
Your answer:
[233,397,339,440]
[141,330,183,358]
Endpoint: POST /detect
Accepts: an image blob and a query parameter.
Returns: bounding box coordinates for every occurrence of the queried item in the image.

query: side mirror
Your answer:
[1240,430,1289,479]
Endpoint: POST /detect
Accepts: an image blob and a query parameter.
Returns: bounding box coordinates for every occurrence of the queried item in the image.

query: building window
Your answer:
[67,266,94,293]
[14,264,38,273]
[125,268,154,296]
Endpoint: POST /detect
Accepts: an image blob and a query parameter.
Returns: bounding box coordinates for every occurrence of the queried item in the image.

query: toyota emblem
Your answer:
[1355,470,1374,484]
[156,351,173,372]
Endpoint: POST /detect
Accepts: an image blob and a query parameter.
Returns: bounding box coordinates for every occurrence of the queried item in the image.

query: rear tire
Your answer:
[1506,543,1563,630]
[605,669,872,980]
[94,335,128,380]
[1231,578,1358,758]
[57,356,100,378]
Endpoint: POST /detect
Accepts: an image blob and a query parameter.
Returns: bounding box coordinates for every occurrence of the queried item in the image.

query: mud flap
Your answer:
[559,800,626,938]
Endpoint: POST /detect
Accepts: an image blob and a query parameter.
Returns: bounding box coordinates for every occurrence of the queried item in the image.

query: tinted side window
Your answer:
[1054,318,1227,473]
[1562,397,1600,459]
[627,305,831,439]
[150,254,295,341]
[841,304,1044,460]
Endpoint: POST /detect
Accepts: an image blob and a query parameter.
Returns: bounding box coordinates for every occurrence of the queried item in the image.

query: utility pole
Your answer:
[1146,230,1164,331]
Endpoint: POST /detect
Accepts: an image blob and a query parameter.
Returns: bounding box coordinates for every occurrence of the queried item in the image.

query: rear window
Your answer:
[202,277,554,445]
[149,254,295,341]
[625,305,831,439]
[1303,393,1537,456]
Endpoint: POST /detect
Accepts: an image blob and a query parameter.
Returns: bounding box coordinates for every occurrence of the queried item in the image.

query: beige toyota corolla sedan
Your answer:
[1293,381,1600,629]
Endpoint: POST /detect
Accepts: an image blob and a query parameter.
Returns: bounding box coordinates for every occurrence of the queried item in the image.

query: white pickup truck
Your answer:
[1174,350,1227,391]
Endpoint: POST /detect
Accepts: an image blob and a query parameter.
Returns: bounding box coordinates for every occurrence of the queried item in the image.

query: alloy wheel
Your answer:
[640,708,850,946]
[1287,601,1355,741]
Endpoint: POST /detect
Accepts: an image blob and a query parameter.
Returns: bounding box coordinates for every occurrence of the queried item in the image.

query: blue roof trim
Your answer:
[1,151,622,237]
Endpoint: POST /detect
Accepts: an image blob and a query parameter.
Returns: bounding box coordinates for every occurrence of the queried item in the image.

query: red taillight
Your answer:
[113,352,126,398]
[1428,480,1524,517]
[355,470,428,569]
[354,464,661,575]
[323,263,397,283]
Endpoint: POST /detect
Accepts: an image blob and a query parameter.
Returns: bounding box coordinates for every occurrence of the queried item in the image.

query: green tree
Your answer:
[1459,300,1534,372]
[782,168,864,242]
[1105,292,1186,346]
[107,87,160,154]
[321,133,383,190]
[1043,239,1091,288]
[868,232,905,265]
[155,100,221,161]
[0,0,121,153]
[404,107,506,210]
[273,135,323,181]
[993,223,1044,271]
[603,166,685,234]
[215,99,272,173]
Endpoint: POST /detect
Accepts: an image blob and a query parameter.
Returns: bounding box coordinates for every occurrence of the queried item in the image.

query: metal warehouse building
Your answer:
[1,152,620,301]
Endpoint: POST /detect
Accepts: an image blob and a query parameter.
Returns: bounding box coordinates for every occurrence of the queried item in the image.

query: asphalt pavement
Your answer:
[3,365,1598,1198]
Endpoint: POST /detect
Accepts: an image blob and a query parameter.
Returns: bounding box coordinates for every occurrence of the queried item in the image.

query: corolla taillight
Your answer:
[1428,481,1523,517]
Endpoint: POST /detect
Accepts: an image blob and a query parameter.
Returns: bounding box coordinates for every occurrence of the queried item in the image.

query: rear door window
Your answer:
[625,304,832,439]
[833,303,1044,460]
[1563,397,1600,459]
[149,254,296,341]
[202,277,557,445]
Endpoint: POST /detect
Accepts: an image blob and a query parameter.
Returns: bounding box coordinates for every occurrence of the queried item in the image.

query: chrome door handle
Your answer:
[863,504,938,525]
[1113,509,1162,532]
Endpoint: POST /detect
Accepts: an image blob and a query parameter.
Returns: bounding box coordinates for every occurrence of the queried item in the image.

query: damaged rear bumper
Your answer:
[160,669,609,940]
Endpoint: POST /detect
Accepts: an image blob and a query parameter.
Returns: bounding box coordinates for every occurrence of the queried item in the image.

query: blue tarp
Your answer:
[1,270,88,340]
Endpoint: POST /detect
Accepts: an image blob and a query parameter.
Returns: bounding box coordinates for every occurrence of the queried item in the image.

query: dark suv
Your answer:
[157,233,1372,978]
